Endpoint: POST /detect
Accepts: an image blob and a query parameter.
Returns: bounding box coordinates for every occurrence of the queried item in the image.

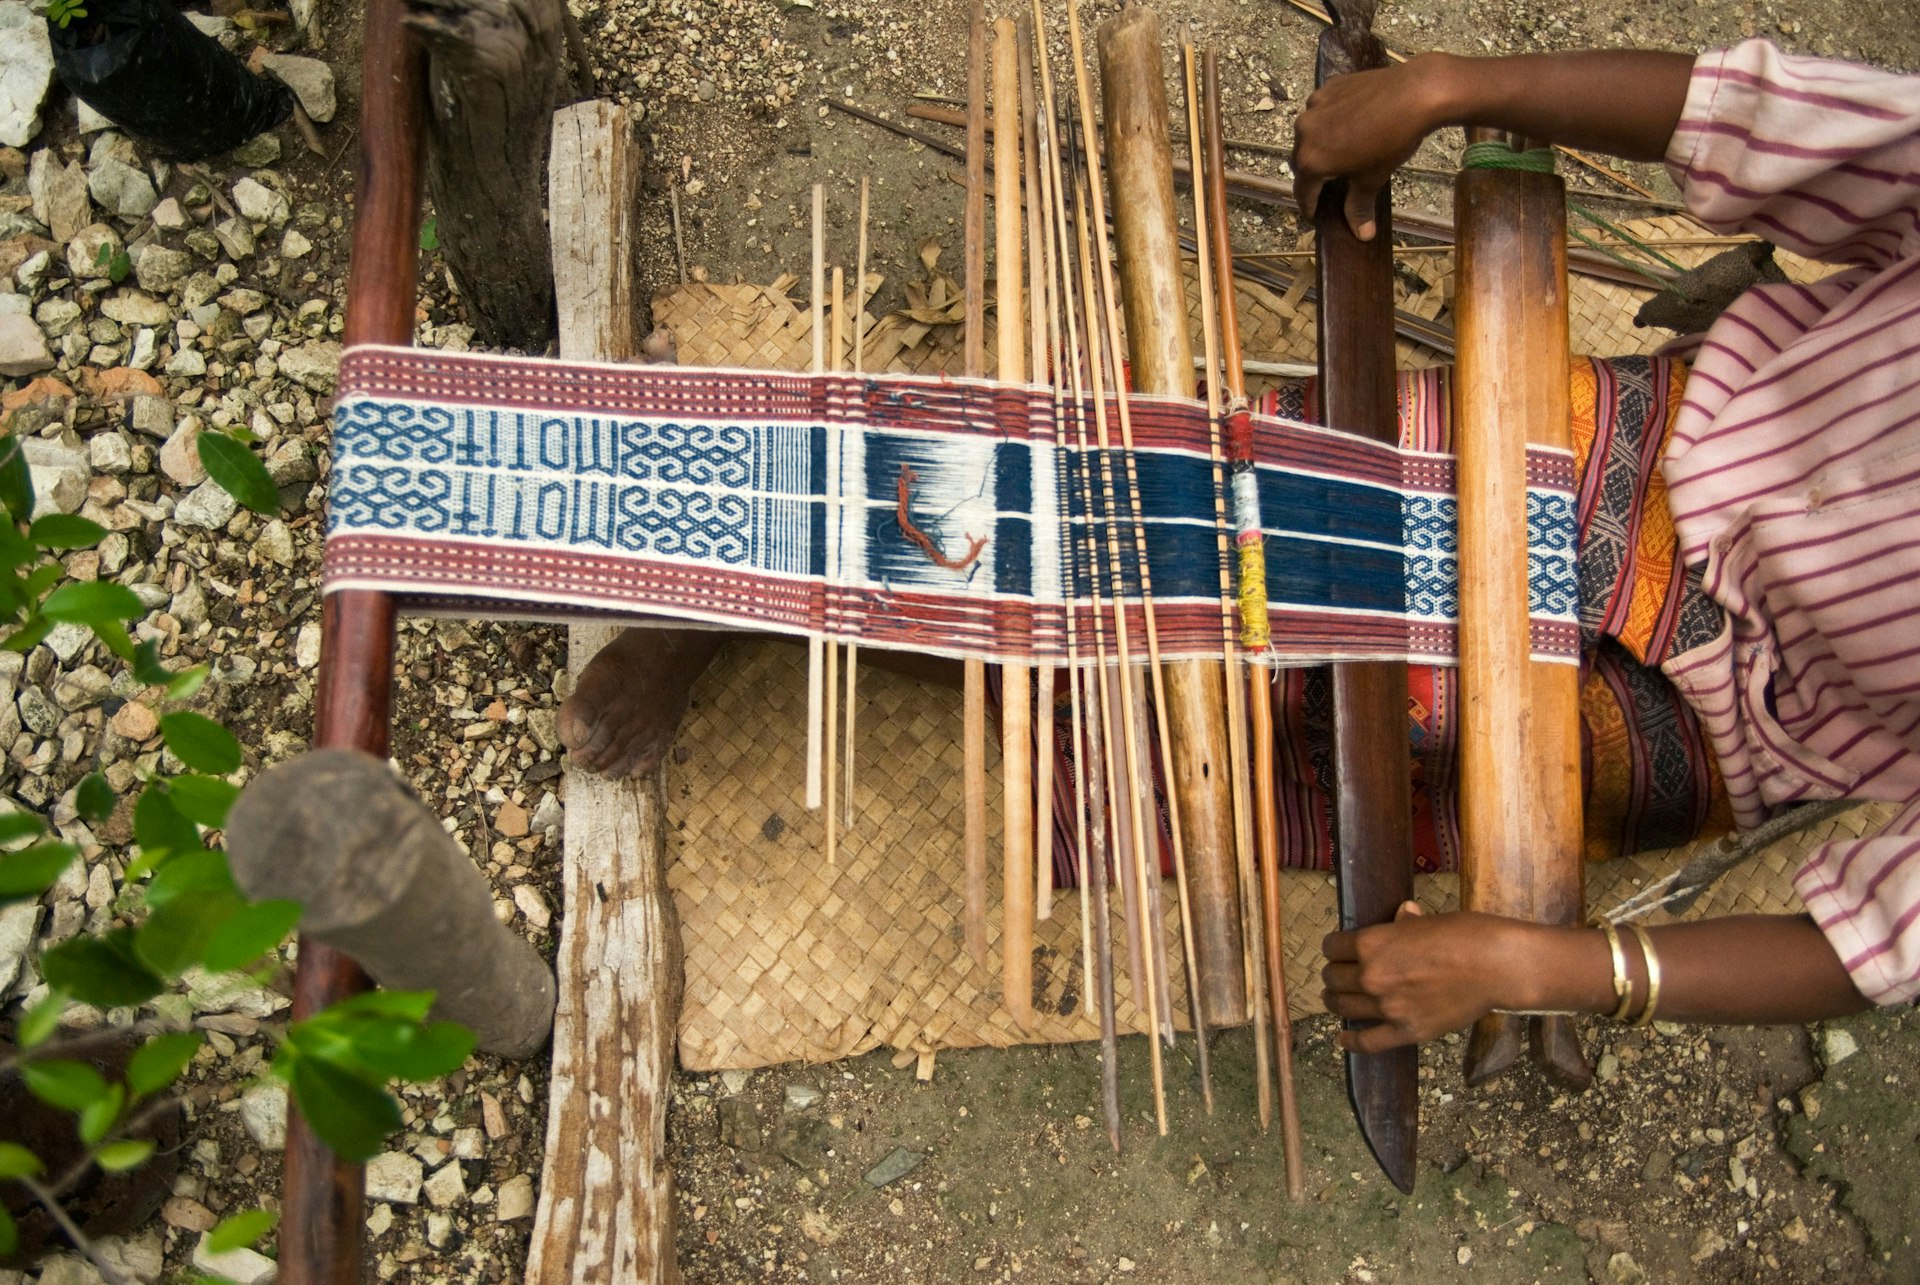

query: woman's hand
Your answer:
[1320,902,1541,1053]
[1292,54,1459,240]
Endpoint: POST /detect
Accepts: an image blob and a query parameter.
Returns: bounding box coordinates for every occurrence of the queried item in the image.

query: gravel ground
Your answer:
[1,0,1917,1281]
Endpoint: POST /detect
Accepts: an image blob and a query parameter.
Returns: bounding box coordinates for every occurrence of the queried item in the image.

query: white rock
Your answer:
[494,1173,536,1221]
[530,792,563,833]
[87,158,158,220]
[21,439,89,517]
[279,339,341,392]
[166,347,208,378]
[1822,1027,1859,1066]
[14,248,51,291]
[186,11,238,46]
[183,968,287,1018]
[45,621,92,664]
[160,418,207,486]
[191,1234,278,1285]
[174,479,237,530]
[422,1160,466,1208]
[44,160,92,244]
[255,518,295,567]
[100,289,172,328]
[74,96,111,134]
[0,311,51,376]
[0,900,40,996]
[232,178,291,227]
[169,580,207,630]
[135,244,193,294]
[151,196,191,231]
[0,1,54,148]
[0,292,24,317]
[280,228,312,259]
[33,1255,105,1285]
[238,1081,288,1150]
[92,1229,164,1281]
[128,327,156,370]
[512,884,551,929]
[260,53,337,122]
[294,620,322,669]
[366,1151,424,1204]
[66,223,121,281]
[213,216,255,260]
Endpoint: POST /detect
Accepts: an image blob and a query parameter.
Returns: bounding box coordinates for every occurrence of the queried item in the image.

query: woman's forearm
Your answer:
[1416,50,1698,161]
[1512,914,1873,1025]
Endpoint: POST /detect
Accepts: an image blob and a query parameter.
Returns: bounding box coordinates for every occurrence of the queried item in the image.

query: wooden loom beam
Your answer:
[1311,0,1419,1195]
[283,0,423,1275]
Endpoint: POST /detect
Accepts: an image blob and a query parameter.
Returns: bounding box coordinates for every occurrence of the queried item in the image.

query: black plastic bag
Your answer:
[50,0,294,161]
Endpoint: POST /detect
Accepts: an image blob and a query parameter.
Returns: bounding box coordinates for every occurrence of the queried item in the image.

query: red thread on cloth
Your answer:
[895,464,987,571]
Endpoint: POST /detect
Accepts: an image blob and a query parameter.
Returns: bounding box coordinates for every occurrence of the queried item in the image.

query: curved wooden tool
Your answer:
[1454,128,1590,1091]
[1312,0,1418,1195]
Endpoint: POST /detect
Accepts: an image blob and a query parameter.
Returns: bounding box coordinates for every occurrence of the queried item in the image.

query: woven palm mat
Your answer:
[652,232,1856,1072]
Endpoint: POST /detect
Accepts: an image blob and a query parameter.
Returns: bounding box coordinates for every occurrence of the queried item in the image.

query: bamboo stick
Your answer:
[807,185,827,816]
[825,263,844,866]
[844,177,870,826]
[1017,13,1057,925]
[962,0,991,971]
[1181,32,1272,1133]
[1064,0,1168,1132]
[1202,49,1307,1201]
[994,17,1036,1032]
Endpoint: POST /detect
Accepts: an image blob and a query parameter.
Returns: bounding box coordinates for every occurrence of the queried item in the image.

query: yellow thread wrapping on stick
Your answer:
[1236,541,1271,650]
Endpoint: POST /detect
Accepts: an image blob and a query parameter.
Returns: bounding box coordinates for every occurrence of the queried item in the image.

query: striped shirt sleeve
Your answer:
[1794,797,1920,1006]
[1665,40,1920,269]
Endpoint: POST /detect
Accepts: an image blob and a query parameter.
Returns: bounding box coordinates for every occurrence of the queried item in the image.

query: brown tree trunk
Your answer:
[404,0,564,350]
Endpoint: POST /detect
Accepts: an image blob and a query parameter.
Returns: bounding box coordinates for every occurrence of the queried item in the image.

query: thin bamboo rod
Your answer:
[1181,33,1271,1133]
[962,0,991,970]
[1203,48,1306,1202]
[1065,0,1168,1133]
[825,264,844,865]
[1017,13,1057,925]
[844,177,871,825]
[806,185,827,816]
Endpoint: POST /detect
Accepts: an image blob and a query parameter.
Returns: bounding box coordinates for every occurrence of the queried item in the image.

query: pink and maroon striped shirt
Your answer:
[1660,40,1920,1005]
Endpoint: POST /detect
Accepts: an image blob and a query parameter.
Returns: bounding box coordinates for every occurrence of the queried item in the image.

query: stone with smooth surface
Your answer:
[0,2,53,148]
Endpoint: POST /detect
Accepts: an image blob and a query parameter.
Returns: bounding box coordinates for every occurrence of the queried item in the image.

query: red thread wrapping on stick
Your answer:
[896,463,988,571]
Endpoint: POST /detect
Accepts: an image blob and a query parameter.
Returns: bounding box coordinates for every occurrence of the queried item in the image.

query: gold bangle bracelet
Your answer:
[1597,920,1634,1022]
[1628,924,1663,1028]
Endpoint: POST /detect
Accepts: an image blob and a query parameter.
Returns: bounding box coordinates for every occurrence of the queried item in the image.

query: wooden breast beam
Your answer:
[1096,4,1248,1033]
[1453,130,1590,1090]
[1312,0,1419,1195]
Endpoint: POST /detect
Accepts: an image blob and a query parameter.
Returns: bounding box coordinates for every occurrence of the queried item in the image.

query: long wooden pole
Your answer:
[807,185,828,819]
[1093,3,1222,1113]
[844,177,870,826]
[1453,129,1589,1089]
[285,0,422,1275]
[1309,0,1418,1195]
[1182,35,1273,1134]
[1200,49,1306,1201]
[993,17,1036,1031]
[826,263,844,866]
[961,0,992,971]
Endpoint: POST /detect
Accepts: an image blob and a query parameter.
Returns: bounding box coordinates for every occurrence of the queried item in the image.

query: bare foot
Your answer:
[558,627,724,777]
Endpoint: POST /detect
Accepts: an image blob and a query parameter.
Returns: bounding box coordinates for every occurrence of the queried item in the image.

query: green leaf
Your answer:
[0,1141,43,1180]
[208,1208,278,1254]
[136,887,243,976]
[75,772,115,823]
[42,929,166,1007]
[23,562,63,600]
[130,638,171,687]
[167,664,210,703]
[0,809,45,845]
[317,989,437,1024]
[0,1204,15,1259]
[142,847,234,907]
[18,989,67,1047]
[95,1138,156,1172]
[40,581,143,626]
[78,1083,125,1145]
[134,788,201,865]
[21,1059,110,1112]
[159,712,242,776]
[345,1019,474,1082]
[27,515,106,549]
[0,842,77,904]
[1,617,52,655]
[128,1031,204,1098]
[195,432,279,516]
[288,1054,401,1163]
[90,620,135,662]
[202,899,301,972]
[165,775,242,828]
[419,217,440,252]
[0,436,34,524]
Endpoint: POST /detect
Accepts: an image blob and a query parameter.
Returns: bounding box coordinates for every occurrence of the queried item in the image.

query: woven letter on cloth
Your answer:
[324,345,1579,667]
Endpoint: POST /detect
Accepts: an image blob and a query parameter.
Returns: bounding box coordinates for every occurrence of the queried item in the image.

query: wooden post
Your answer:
[1096,6,1246,1032]
[1453,130,1588,1089]
[228,750,556,1058]
[530,100,682,1285]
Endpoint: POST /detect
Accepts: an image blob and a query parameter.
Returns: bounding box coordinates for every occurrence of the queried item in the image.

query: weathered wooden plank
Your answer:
[529,100,683,1285]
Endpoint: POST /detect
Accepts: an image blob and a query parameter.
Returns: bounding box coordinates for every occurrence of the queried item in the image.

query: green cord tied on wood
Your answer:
[1460,138,1786,332]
